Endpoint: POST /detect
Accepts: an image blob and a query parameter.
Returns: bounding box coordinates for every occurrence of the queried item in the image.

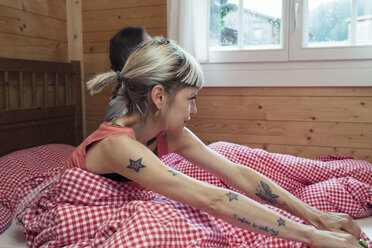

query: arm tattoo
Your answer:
[168,169,178,176]
[127,158,146,172]
[255,181,280,206]
[225,191,239,202]
[277,218,286,226]
[233,214,280,236]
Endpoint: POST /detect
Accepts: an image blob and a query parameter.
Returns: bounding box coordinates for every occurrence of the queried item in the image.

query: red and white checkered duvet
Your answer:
[15,142,372,247]
[0,144,75,233]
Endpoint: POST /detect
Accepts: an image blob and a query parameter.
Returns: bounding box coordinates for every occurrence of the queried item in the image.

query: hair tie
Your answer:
[116,71,124,86]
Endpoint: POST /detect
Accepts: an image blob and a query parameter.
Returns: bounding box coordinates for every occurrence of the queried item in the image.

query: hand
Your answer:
[308,210,361,239]
[310,229,363,248]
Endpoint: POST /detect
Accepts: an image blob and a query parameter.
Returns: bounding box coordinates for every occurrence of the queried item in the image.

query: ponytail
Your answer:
[86,71,119,96]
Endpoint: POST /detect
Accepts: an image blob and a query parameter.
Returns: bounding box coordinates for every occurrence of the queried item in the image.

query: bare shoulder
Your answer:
[86,133,138,174]
[100,133,135,152]
[167,128,205,154]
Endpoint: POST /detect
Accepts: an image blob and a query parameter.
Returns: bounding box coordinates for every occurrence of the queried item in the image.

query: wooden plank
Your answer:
[66,0,83,62]
[84,93,110,136]
[0,33,68,62]
[71,61,83,145]
[199,87,372,97]
[0,5,67,41]
[82,0,166,11]
[194,95,372,123]
[0,0,66,20]
[83,53,110,74]
[4,71,9,110]
[187,118,372,149]
[85,94,110,118]
[32,72,36,107]
[0,117,74,156]
[83,27,167,54]
[43,73,48,107]
[55,73,59,105]
[0,106,75,124]
[65,73,69,104]
[82,6,167,32]
[0,57,74,73]
[19,71,23,108]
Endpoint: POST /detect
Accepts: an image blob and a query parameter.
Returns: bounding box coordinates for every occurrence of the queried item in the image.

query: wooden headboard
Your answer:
[0,58,83,156]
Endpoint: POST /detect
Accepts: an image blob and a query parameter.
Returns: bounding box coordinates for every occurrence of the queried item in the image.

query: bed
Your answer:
[0,57,82,247]
[0,58,371,247]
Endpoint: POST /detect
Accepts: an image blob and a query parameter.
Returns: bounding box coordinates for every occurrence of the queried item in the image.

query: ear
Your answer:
[151,85,166,109]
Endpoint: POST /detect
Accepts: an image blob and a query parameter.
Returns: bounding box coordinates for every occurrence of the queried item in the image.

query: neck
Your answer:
[114,114,164,145]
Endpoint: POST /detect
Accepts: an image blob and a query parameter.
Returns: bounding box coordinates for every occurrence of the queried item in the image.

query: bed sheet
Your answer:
[13,142,372,248]
[1,216,371,248]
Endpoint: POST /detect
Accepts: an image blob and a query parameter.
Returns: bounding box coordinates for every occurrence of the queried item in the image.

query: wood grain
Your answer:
[0,0,66,20]
[83,6,166,32]
[82,0,166,11]
[83,28,167,54]
[195,95,372,122]
[0,30,67,62]
[0,5,67,41]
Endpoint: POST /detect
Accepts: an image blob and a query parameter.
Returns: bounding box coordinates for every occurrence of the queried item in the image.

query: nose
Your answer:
[190,101,197,115]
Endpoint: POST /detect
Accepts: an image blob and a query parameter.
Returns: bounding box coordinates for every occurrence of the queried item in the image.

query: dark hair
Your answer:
[109,27,145,72]
[104,27,147,121]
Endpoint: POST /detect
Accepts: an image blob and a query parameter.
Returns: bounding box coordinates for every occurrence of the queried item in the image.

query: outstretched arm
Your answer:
[167,128,362,240]
[90,133,360,248]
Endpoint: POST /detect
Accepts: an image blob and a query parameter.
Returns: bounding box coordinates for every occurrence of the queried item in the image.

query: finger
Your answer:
[341,220,362,239]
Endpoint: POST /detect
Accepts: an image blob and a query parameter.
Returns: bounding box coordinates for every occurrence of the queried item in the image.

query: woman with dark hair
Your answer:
[109,27,151,72]
[105,27,152,122]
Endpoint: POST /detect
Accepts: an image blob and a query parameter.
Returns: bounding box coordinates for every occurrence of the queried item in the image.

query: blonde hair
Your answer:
[87,37,204,118]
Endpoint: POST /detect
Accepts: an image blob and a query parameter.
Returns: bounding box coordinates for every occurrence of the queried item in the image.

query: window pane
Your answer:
[209,0,282,49]
[356,0,372,43]
[210,0,239,47]
[307,0,351,45]
[242,0,282,47]
[358,0,372,16]
[306,0,372,47]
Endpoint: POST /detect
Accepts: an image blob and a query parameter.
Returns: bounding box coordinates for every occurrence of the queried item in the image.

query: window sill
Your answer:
[200,59,372,87]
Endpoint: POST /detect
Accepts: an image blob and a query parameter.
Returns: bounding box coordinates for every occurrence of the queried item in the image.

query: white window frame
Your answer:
[203,0,372,87]
[209,0,289,63]
[289,0,372,60]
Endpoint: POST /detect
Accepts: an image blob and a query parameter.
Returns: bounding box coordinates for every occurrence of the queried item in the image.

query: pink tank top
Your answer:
[62,123,168,174]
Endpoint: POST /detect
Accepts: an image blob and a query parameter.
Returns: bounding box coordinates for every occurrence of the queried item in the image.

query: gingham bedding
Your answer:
[0,144,75,233]
[13,142,372,247]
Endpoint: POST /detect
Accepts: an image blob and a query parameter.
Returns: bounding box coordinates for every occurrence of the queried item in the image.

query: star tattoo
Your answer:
[127,158,146,173]
[277,218,286,227]
[168,170,178,176]
[225,191,239,202]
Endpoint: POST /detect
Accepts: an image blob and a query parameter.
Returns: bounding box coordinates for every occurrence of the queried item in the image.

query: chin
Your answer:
[167,126,185,135]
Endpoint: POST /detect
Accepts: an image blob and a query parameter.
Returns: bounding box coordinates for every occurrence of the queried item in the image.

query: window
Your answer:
[305,0,372,47]
[209,0,289,62]
[210,0,283,49]
[209,0,372,62]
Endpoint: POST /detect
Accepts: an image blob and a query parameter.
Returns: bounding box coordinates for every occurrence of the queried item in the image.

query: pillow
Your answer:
[0,144,75,232]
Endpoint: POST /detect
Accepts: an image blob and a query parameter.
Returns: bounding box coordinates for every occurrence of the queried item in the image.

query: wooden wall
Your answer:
[80,1,372,163]
[187,87,372,162]
[82,0,167,135]
[0,0,68,62]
